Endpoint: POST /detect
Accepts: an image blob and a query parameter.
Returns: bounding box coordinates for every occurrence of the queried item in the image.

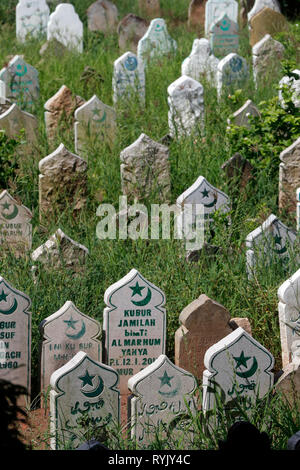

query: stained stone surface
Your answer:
[227,99,260,128]
[50,351,120,449]
[39,301,102,393]
[103,269,166,395]
[249,7,288,47]
[247,0,281,23]
[252,34,285,86]
[275,360,300,405]
[168,75,204,138]
[137,18,177,66]
[0,103,38,144]
[138,0,160,18]
[279,137,300,216]
[188,0,207,30]
[16,0,49,42]
[112,51,145,105]
[278,69,300,109]
[205,0,238,36]
[128,355,197,447]
[221,153,253,190]
[209,13,239,58]
[0,80,5,104]
[181,38,219,85]
[47,3,83,53]
[217,53,249,98]
[120,133,171,202]
[117,14,149,53]
[86,0,119,33]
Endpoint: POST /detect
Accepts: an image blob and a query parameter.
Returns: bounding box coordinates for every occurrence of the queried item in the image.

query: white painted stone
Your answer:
[16,0,49,42]
[227,99,260,128]
[40,301,102,393]
[217,53,249,98]
[137,18,177,66]
[112,51,145,105]
[278,69,300,109]
[128,354,197,447]
[47,3,83,53]
[292,340,300,365]
[103,269,166,394]
[202,327,274,412]
[167,75,204,138]
[297,188,300,231]
[205,0,238,36]
[0,103,38,144]
[209,13,239,58]
[247,0,281,23]
[252,34,285,86]
[181,38,219,86]
[50,351,120,449]
[0,80,6,104]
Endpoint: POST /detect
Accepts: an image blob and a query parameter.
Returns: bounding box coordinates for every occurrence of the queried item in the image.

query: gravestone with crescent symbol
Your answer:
[247,0,281,23]
[75,95,117,155]
[209,13,239,58]
[103,269,166,395]
[279,137,300,217]
[112,51,145,105]
[137,18,177,66]
[16,0,50,42]
[181,38,219,86]
[0,277,31,405]
[202,327,274,413]
[252,34,285,87]
[50,351,120,449]
[0,103,38,145]
[128,354,197,448]
[227,99,260,129]
[0,55,39,109]
[205,0,238,36]
[39,301,102,394]
[216,53,249,98]
[0,190,32,256]
[47,3,83,53]
[167,75,204,138]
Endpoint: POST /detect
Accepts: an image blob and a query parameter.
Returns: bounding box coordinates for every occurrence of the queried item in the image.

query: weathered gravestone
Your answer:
[0,55,39,109]
[279,137,300,217]
[128,354,197,448]
[275,345,300,406]
[0,103,38,145]
[16,0,50,42]
[168,75,204,138]
[138,0,160,18]
[246,214,297,279]
[252,34,285,87]
[103,269,166,395]
[202,327,274,412]
[120,133,171,202]
[117,14,149,53]
[86,0,119,33]
[188,0,208,31]
[278,69,300,109]
[47,3,83,53]
[181,38,219,85]
[247,0,281,23]
[217,53,249,98]
[249,7,288,47]
[0,190,32,256]
[39,143,87,222]
[0,277,31,405]
[239,0,255,26]
[39,38,67,62]
[0,80,5,104]
[209,13,239,58]
[221,153,253,190]
[112,51,145,105]
[74,95,116,155]
[137,18,177,66]
[227,99,260,129]
[40,301,102,394]
[297,188,300,231]
[205,0,238,36]
[50,351,120,450]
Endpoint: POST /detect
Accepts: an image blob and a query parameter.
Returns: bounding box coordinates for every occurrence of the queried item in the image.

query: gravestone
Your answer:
[0,55,39,109]
[103,269,166,395]
[86,0,118,33]
[47,3,83,53]
[0,277,31,405]
[202,327,274,412]
[246,213,297,278]
[221,153,253,190]
[0,190,32,256]
[168,75,204,138]
[128,355,197,448]
[137,18,177,66]
[181,38,219,85]
[188,0,207,31]
[249,7,288,47]
[287,430,300,450]
[240,0,255,26]
[275,353,300,406]
[297,188,300,231]
[117,14,149,53]
[38,143,87,222]
[205,0,238,36]
[40,301,102,394]
[227,99,260,128]
[74,95,116,155]
[252,34,285,87]
[279,137,300,217]
[16,0,49,42]
[0,80,5,104]
[112,52,145,105]
[247,0,281,23]
[120,133,171,202]
[0,103,38,144]
[138,0,160,18]
[278,69,300,109]
[209,13,239,58]
[50,351,120,450]
[216,53,249,98]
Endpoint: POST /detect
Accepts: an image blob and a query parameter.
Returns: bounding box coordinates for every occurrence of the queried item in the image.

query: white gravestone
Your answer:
[252,34,285,87]
[103,269,166,395]
[181,38,219,86]
[128,355,197,448]
[50,351,120,450]
[217,53,249,98]
[227,99,260,129]
[0,277,31,405]
[39,301,102,394]
[47,3,83,53]
[74,94,117,155]
[297,188,300,231]
[202,327,274,412]
[278,269,300,368]
[205,0,238,36]
[112,51,145,105]
[246,213,297,278]
[278,69,300,109]
[0,80,6,104]
[16,0,50,42]
[0,190,32,256]
[247,0,281,23]
[137,18,177,66]
[167,75,204,138]
[0,103,38,144]
[209,13,239,58]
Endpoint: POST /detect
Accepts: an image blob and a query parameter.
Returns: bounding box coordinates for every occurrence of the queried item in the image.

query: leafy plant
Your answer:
[0,130,20,189]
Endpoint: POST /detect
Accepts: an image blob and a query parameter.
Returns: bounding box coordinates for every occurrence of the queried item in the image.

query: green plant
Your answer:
[0,131,20,189]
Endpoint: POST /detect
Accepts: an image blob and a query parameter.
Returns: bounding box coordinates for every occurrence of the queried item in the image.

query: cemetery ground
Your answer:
[0,0,300,450]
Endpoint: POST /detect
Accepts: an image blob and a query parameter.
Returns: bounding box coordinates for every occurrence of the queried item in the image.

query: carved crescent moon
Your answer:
[235,357,258,379]
[93,111,106,123]
[66,320,86,340]
[2,204,19,220]
[15,65,28,77]
[81,375,104,398]
[131,288,152,306]
[203,196,218,208]
[0,298,18,315]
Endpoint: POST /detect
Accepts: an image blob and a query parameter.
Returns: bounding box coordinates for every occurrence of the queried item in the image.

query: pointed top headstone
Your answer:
[137,18,177,65]
[205,0,238,36]
[16,0,50,42]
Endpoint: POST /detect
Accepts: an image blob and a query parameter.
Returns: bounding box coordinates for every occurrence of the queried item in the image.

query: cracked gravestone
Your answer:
[16,0,49,42]
[112,51,145,105]
[47,3,83,53]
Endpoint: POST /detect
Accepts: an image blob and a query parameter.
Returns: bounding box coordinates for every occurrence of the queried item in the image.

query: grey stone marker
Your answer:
[278,69,300,109]
[40,301,102,394]
[16,0,50,42]
[0,103,38,145]
[247,0,281,23]
[279,137,300,217]
[227,99,260,128]
[50,351,120,449]
[0,80,5,104]
[205,0,238,36]
[209,13,239,58]
[117,14,149,53]
[137,18,177,66]
[181,38,219,86]
[217,53,249,99]
[128,354,197,448]
[47,3,83,53]
[252,34,285,87]
[103,269,166,395]
[86,0,119,34]
[297,188,300,232]
[112,51,145,106]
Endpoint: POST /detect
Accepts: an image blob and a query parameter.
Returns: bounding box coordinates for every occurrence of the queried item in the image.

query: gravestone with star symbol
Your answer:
[205,0,238,36]
[16,0,50,43]
[209,13,239,58]
[50,351,120,449]
[137,18,177,67]
[112,51,145,106]
[128,354,197,448]
[39,301,102,395]
[103,269,166,394]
